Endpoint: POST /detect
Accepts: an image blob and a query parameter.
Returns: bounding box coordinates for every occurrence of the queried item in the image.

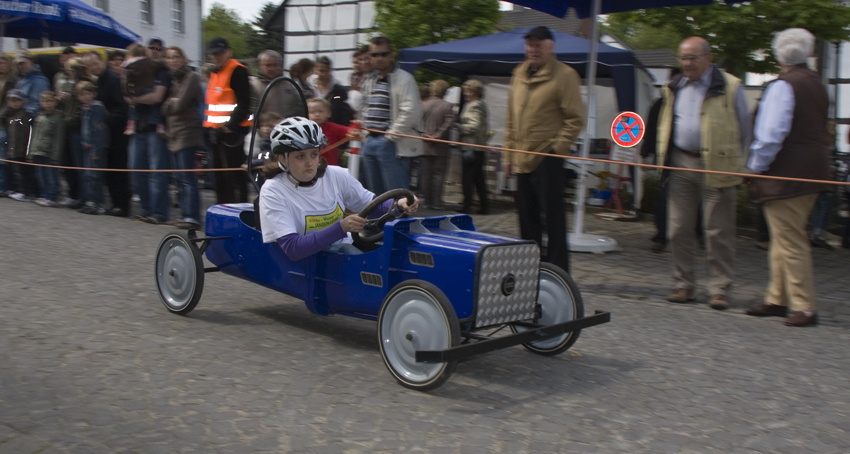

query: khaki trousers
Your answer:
[668,150,736,296]
[763,193,818,311]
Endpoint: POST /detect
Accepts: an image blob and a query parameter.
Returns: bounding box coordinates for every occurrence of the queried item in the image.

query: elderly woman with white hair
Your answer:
[745,28,832,327]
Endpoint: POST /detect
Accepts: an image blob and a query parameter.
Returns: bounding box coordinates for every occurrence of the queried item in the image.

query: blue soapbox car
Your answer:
[153,78,609,391]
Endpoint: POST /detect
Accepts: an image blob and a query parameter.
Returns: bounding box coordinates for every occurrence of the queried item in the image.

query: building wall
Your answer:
[830,41,850,153]
[278,0,377,85]
[2,0,203,64]
[91,0,203,63]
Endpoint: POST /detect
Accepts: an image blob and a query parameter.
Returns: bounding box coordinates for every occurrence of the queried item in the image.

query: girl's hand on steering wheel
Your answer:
[397,196,419,215]
[340,215,367,233]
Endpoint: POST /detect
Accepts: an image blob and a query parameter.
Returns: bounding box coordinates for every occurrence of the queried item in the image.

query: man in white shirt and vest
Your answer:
[745,29,831,327]
[656,37,750,310]
[205,37,253,204]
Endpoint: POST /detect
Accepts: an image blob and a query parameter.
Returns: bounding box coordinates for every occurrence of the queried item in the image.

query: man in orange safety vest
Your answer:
[205,37,253,204]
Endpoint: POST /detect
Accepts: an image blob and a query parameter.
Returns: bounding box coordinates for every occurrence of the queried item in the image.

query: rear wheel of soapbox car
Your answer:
[511,262,584,355]
[378,280,460,391]
[155,232,204,315]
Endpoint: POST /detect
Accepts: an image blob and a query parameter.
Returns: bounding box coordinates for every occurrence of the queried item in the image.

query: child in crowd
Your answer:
[307,97,349,166]
[31,91,65,207]
[122,43,164,136]
[77,81,110,215]
[1,89,34,202]
[242,112,284,187]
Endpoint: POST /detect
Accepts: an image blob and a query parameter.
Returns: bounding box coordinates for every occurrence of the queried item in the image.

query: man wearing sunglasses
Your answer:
[147,37,166,62]
[357,36,423,194]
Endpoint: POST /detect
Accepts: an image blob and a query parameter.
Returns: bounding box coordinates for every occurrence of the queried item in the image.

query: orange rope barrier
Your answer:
[0,137,353,172]
[322,137,351,155]
[359,127,850,187]
[0,158,237,172]
[1,129,846,187]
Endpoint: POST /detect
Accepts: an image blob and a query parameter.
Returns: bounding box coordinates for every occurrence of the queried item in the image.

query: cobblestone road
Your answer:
[1,194,849,453]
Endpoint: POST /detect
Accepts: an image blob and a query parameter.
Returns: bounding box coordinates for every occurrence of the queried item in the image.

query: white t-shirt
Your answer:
[259,165,374,245]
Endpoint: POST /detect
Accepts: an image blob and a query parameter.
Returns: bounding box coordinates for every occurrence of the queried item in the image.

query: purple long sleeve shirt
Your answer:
[276,198,396,261]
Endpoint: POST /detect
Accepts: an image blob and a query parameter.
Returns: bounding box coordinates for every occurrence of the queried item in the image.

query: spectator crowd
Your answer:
[0,35,492,230]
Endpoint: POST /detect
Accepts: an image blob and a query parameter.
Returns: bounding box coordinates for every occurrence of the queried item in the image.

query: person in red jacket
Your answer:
[307,97,351,166]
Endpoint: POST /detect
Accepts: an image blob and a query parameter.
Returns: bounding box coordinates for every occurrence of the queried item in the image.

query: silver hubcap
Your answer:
[157,238,196,310]
[381,289,450,383]
[516,270,575,349]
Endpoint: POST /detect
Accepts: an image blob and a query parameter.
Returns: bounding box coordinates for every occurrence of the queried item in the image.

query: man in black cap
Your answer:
[503,26,585,274]
[147,37,166,61]
[204,37,252,204]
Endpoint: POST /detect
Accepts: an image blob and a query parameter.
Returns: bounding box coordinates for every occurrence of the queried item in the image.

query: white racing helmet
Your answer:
[269,116,328,154]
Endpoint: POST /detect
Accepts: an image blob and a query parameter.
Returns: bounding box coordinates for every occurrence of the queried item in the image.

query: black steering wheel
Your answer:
[352,189,416,246]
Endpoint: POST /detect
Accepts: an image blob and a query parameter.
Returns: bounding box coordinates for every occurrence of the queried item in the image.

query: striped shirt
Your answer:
[364,76,391,131]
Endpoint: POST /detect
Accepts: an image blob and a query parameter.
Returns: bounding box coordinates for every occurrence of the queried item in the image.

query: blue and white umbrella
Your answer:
[0,0,139,50]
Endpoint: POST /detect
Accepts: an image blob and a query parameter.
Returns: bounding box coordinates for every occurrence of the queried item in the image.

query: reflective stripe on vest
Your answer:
[204,59,254,128]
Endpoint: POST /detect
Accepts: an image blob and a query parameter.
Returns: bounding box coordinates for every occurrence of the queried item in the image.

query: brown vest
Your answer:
[751,65,832,204]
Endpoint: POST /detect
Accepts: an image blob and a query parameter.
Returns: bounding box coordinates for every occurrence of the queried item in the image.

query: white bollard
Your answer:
[348,140,361,180]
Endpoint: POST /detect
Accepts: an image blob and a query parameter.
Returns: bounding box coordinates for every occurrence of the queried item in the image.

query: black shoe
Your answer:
[139,215,167,225]
[650,242,665,253]
[172,221,201,230]
[843,240,850,249]
[810,237,835,250]
[477,208,490,215]
[458,206,472,214]
[105,207,129,217]
[78,205,96,215]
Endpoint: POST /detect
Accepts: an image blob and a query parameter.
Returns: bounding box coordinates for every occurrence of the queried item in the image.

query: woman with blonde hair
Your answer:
[457,79,490,214]
[420,79,455,209]
[0,55,18,106]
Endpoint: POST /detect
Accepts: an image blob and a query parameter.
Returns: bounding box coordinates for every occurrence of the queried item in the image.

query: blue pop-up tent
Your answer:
[0,0,139,50]
[509,0,715,18]
[399,27,640,112]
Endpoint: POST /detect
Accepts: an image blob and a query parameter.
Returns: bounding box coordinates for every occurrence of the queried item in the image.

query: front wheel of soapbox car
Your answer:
[378,280,461,391]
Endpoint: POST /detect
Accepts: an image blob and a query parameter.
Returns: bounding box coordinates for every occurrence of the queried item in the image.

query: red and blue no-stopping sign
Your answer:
[611,111,645,148]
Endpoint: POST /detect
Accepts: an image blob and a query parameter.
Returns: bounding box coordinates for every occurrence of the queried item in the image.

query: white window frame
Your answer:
[95,0,108,12]
[140,0,153,24]
[171,0,184,33]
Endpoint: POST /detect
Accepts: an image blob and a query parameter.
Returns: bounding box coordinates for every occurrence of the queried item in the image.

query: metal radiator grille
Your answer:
[475,243,539,327]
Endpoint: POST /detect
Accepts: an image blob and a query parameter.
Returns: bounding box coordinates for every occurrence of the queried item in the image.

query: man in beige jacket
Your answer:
[504,26,585,273]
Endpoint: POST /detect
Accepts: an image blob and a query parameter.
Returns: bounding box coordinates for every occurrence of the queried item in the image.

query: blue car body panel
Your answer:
[203,203,525,323]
